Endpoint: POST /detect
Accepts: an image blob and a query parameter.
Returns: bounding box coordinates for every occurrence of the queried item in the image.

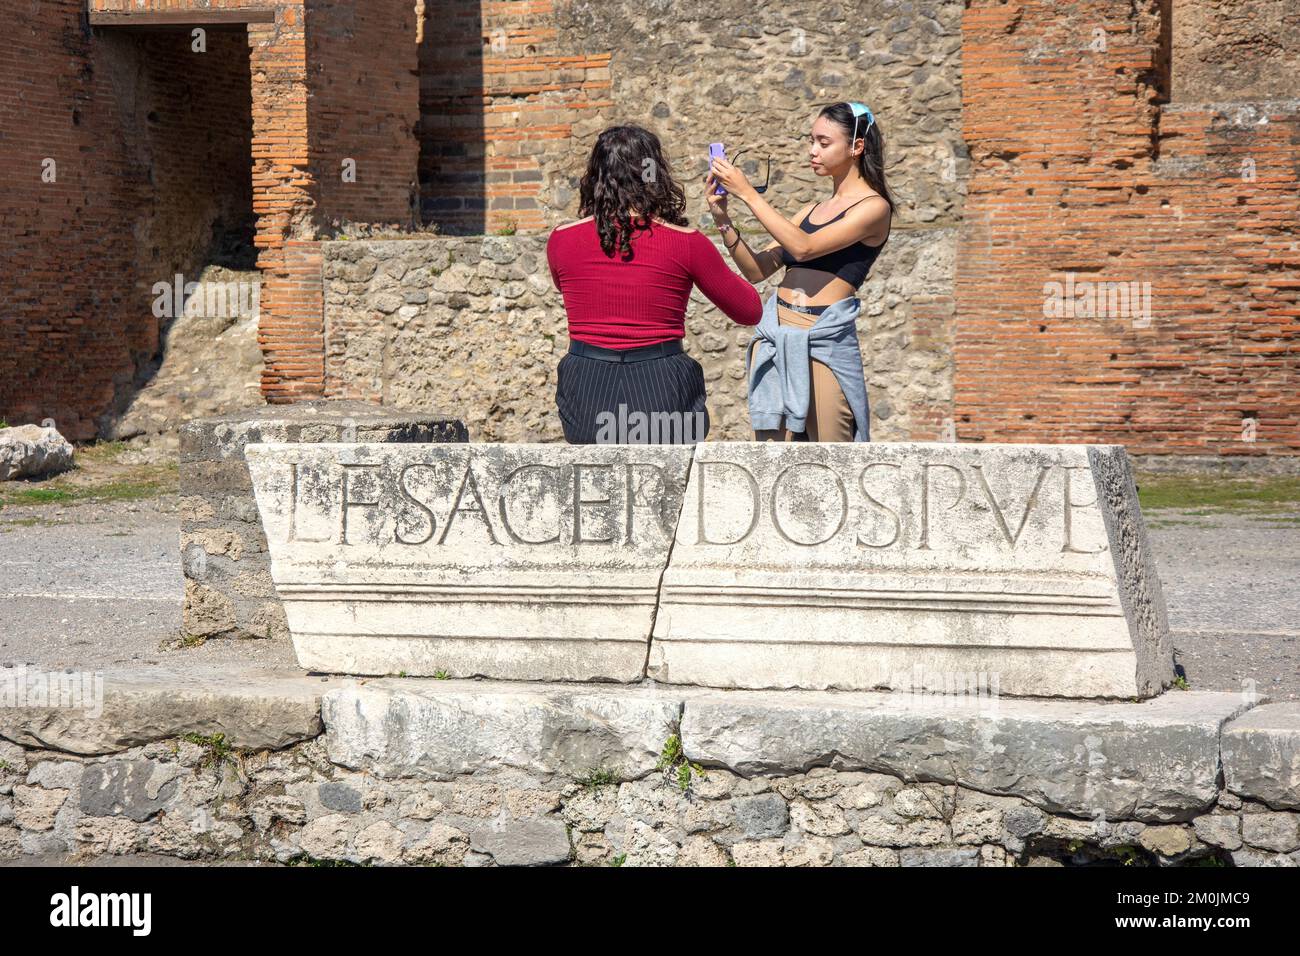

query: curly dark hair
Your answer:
[577,125,688,261]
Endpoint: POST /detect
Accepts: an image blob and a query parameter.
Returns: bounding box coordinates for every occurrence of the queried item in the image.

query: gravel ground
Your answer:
[0,496,295,670]
[1145,513,1300,700]
[0,494,1296,698]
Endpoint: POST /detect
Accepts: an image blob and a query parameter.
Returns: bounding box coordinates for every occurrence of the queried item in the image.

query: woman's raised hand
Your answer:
[708,155,755,203]
[703,171,729,216]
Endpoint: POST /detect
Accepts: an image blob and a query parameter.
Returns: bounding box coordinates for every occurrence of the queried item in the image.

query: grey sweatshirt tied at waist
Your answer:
[745,290,870,441]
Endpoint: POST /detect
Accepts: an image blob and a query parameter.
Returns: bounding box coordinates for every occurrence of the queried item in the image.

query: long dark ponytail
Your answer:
[818,102,895,214]
[577,125,689,261]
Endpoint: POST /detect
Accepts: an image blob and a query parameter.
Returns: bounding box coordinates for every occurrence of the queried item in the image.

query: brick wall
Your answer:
[308,0,420,227]
[0,3,255,440]
[418,0,611,234]
[255,0,420,403]
[955,0,1299,457]
[80,0,421,409]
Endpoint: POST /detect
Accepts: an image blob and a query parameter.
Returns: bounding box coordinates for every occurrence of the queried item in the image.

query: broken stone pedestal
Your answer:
[179,403,466,642]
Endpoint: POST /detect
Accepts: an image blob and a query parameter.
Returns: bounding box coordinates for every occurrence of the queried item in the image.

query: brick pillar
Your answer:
[247,6,321,402]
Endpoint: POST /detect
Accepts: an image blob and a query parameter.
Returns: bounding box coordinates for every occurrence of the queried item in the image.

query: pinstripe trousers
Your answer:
[555,349,711,444]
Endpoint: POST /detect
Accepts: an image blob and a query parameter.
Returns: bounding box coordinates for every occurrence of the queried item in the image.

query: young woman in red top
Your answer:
[546,125,762,444]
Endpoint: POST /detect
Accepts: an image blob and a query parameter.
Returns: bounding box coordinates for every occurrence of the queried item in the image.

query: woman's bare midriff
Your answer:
[777,266,856,322]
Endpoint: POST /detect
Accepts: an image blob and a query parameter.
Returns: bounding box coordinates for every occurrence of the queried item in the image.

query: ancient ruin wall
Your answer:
[955,0,1299,457]
[1,5,254,440]
[320,231,952,443]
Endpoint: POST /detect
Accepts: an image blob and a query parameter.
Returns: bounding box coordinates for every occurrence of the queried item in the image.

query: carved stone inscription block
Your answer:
[246,443,692,680]
[650,442,1174,698]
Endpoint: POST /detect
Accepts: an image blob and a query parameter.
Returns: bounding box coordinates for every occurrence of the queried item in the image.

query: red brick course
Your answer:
[956,0,1298,456]
[419,0,611,234]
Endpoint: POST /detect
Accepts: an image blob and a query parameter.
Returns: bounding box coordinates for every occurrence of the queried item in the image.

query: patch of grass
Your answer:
[78,440,131,464]
[0,759,12,772]
[494,220,518,236]
[656,733,706,793]
[1258,516,1300,527]
[0,467,177,509]
[83,477,175,502]
[2,516,53,527]
[432,669,452,680]
[576,768,619,790]
[5,487,75,505]
[1136,474,1300,515]
[162,630,208,651]
[1172,675,1190,690]
[608,854,626,867]
[182,731,238,769]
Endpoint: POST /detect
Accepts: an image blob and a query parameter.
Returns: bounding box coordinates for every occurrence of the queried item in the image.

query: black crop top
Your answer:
[779,196,889,289]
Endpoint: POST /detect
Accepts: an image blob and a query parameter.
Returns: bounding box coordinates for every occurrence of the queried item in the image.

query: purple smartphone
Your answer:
[709,142,727,195]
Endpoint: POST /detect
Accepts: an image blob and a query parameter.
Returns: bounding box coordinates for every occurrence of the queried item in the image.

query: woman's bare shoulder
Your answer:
[552,216,595,232]
[650,219,699,235]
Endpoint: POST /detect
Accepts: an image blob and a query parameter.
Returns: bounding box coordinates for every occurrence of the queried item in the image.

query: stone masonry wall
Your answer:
[2,734,1295,867]
[3,670,1296,867]
[82,1,422,412]
[1172,0,1300,103]
[320,233,954,442]
[178,404,467,642]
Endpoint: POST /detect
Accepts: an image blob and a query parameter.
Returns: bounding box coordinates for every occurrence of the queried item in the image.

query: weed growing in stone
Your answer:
[182,731,237,769]
[656,733,706,792]
[576,767,619,790]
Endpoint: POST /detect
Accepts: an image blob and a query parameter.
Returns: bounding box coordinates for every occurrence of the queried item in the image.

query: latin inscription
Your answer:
[279,455,1109,554]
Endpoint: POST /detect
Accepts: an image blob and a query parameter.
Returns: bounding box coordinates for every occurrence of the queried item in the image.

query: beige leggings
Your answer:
[753,305,857,443]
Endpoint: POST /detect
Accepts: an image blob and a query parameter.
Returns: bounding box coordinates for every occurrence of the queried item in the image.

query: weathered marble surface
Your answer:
[322,678,684,779]
[0,665,322,756]
[247,441,1173,698]
[1222,703,1300,811]
[650,442,1175,699]
[679,688,1250,822]
[246,442,691,680]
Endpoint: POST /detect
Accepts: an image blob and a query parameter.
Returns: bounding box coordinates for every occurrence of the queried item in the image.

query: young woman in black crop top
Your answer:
[705,101,895,442]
